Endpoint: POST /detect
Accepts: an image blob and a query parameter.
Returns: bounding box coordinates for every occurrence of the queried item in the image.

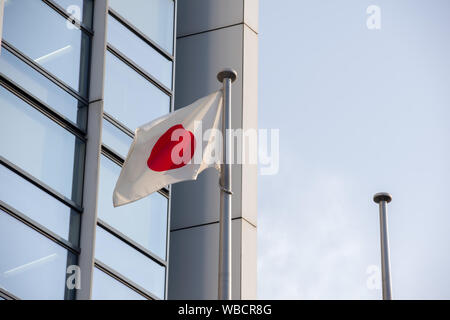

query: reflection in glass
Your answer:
[95,226,166,299]
[98,156,168,259]
[92,267,146,300]
[0,86,84,203]
[108,14,172,89]
[109,0,174,54]
[102,119,133,159]
[0,164,78,243]
[104,51,170,131]
[0,211,71,300]
[0,47,87,129]
[2,0,90,96]
[52,0,94,28]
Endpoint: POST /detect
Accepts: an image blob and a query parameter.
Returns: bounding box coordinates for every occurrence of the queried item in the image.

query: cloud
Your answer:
[258,170,380,299]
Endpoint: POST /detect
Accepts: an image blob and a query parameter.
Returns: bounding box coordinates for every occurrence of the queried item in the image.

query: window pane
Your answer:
[0,164,79,244]
[3,0,90,96]
[95,226,166,299]
[102,119,133,159]
[0,85,84,203]
[109,0,174,54]
[52,0,94,28]
[92,268,146,300]
[98,156,168,259]
[0,47,87,129]
[0,210,71,300]
[104,51,170,131]
[108,14,172,89]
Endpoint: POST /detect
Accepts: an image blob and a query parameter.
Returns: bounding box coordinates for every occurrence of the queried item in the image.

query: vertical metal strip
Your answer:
[76,0,109,300]
[165,0,178,300]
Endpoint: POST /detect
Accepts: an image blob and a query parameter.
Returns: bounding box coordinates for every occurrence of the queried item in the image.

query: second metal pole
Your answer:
[217,69,237,300]
[373,192,393,300]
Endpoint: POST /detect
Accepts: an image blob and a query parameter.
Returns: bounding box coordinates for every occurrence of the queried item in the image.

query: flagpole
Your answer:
[217,69,237,300]
[373,192,393,300]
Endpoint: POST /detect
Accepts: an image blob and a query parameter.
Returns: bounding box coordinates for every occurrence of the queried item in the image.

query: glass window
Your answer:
[109,0,174,54]
[95,226,166,299]
[104,51,170,131]
[107,14,172,89]
[52,0,94,28]
[0,164,79,244]
[0,210,72,300]
[102,119,133,159]
[0,47,87,129]
[98,156,168,259]
[92,267,146,300]
[2,0,90,96]
[0,85,84,203]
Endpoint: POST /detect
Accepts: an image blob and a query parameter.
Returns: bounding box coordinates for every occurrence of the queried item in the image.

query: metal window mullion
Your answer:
[103,112,134,138]
[1,41,89,105]
[76,0,109,301]
[101,145,124,165]
[42,0,94,36]
[106,44,172,97]
[165,0,178,300]
[97,219,167,267]
[107,8,174,61]
[94,260,158,300]
[0,200,81,254]
[0,288,20,300]
[0,156,83,213]
[0,76,87,140]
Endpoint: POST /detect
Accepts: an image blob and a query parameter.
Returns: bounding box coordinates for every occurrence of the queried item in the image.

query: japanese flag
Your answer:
[113,91,223,207]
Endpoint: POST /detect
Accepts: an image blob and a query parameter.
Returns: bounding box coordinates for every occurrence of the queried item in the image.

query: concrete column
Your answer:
[76,0,108,300]
[169,0,258,299]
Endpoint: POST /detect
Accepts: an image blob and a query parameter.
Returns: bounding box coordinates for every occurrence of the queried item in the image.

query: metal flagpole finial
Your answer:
[217,69,238,83]
[373,192,392,204]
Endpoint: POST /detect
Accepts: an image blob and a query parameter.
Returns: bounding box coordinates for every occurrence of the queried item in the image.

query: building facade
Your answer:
[0,0,257,300]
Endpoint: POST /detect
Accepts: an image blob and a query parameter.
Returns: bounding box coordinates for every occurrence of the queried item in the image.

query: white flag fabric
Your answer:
[113,90,223,207]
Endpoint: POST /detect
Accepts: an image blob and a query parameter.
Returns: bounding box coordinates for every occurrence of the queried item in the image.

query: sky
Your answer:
[257,0,450,299]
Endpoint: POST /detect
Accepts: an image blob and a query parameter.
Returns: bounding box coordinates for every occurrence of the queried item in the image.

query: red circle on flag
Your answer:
[147,124,196,172]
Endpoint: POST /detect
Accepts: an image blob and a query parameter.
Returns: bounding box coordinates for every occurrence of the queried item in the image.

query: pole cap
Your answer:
[373,192,392,204]
[217,69,238,83]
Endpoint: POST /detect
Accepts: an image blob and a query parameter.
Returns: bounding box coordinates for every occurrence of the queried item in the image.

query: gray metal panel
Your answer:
[177,0,244,38]
[172,24,244,230]
[76,0,108,300]
[170,0,258,300]
[168,219,242,299]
